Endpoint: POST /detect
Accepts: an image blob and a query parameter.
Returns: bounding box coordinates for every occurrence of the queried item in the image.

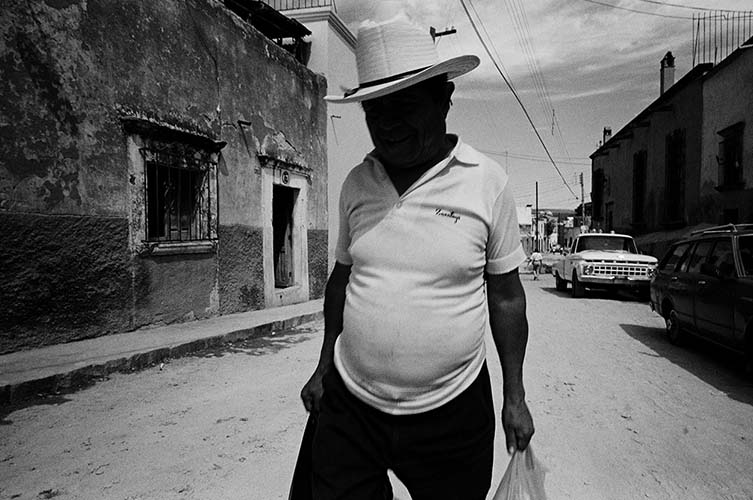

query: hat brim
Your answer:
[324,55,480,103]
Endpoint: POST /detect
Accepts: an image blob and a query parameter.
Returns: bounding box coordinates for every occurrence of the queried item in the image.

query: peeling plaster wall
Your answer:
[217,224,265,314]
[307,228,328,299]
[0,213,132,352]
[0,0,327,353]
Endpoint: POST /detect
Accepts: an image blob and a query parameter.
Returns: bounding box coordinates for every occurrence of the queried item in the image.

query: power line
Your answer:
[459,0,579,201]
[513,187,586,204]
[515,176,589,193]
[465,0,517,93]
[633,0,746,13]
[479,149,591,165]
[503,0,573,162]
[442,7,514,162]
[578,0,692,19]
[505,0,550,123]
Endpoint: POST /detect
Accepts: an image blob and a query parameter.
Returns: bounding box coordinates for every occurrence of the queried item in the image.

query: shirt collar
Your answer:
[450,136,481,166]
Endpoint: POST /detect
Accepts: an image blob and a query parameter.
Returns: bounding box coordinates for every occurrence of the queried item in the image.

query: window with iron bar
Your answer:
[140,145,217,243]
[632,150,647,226]
[717,121,745,190]
[663,128,686,226]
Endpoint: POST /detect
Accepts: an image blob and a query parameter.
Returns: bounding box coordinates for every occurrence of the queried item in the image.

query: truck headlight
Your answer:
[583,264,594,275]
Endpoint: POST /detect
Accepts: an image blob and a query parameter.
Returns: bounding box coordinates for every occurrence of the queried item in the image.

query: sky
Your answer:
[333,0,753,210]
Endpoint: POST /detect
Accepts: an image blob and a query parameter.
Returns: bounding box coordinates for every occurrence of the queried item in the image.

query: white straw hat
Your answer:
[325,16,480,103]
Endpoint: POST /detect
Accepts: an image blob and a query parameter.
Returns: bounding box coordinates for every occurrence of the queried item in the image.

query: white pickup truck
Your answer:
[552,232,658,298]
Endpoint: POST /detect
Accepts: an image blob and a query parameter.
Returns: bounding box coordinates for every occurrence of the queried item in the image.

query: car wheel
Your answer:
[571,271,585,298]
[666,309,684,345]
[555,272,567,291]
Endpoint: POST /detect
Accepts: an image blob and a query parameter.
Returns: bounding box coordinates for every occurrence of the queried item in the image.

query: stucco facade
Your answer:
[279,4,372,269]
[700,44,753,224]
[591,65,709,236]
[0,0,328,353]
[591,41,753,258]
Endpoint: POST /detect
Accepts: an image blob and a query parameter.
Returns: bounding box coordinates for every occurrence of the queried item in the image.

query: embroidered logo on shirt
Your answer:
[435,208,460,224]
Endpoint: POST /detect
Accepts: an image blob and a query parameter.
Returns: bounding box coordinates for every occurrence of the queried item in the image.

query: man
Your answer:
[300,16,534,499]
[530,249,544,280]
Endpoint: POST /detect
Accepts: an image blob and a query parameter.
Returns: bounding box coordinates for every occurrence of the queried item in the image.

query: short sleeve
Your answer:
[485,181,526,274]
[334,184,353,265]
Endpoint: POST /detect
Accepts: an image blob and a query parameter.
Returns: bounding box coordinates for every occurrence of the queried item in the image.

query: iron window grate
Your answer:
[140,146,217,243]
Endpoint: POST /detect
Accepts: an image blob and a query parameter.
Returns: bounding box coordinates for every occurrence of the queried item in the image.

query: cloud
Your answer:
[333,0,753,203]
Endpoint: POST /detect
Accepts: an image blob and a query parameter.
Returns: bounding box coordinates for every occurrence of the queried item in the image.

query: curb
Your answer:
[0,310,322,406]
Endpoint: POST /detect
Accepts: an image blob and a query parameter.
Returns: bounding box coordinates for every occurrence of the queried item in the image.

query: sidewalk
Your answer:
[0,299,323,406]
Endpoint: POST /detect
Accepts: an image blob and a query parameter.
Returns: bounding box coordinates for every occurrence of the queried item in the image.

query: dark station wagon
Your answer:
[650,224,753,371]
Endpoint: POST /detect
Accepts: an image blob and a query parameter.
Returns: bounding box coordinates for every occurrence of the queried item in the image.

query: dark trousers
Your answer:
[311,364,495,500]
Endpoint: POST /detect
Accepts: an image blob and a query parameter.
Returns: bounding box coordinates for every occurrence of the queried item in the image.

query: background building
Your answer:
[268,0,372,269]
[590,36,753,258]
[0,0,329,353]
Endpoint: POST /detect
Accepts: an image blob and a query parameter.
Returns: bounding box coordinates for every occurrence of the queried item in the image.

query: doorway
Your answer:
[273,184,298,288]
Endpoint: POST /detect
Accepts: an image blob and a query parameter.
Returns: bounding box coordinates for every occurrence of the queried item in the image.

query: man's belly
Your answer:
[335,293,487,411]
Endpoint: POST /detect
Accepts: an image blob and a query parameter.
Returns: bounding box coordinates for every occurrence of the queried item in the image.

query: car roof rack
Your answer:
[690,223,753,235]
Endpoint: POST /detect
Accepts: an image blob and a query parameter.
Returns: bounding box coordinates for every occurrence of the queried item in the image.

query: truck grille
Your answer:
[592,263,649,276]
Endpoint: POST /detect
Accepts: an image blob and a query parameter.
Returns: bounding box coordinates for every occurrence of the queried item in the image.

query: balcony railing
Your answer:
[262,0,336,12]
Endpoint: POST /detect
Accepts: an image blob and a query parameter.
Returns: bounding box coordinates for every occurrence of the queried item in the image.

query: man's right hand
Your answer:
[300,367,327,414]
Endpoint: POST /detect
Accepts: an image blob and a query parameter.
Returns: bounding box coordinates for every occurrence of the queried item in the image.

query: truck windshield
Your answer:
[577,236,638,253]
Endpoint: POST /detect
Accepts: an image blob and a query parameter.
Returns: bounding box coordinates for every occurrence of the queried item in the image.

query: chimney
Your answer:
[603,126,612,144]
[660,51,675,95]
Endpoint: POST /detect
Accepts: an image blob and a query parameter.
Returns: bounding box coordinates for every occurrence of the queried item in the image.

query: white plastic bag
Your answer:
[492,446,548,500]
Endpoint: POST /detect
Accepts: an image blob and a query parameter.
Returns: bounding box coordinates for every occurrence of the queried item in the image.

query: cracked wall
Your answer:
[0,0,327,353]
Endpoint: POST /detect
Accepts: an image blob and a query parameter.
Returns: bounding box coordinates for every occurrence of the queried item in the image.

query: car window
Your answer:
[704,239,734,277]
[738,235,753,276]
[686,240,714,273]
[659,243,690,271]
[576,236,637,253]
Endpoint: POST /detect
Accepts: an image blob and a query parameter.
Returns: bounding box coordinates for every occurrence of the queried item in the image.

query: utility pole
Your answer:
[579,172,585,229]
[535,181,539,252]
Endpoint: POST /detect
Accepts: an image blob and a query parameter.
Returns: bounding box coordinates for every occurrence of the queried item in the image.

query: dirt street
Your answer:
[2,276,752,500]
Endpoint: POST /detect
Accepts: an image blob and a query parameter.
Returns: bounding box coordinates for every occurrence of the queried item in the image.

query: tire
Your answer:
[555,272,567,291]
[666,308,684,345]
[571,271,585,298]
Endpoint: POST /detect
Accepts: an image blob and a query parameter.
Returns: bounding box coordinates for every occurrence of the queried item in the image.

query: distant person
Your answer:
[298,15,534,500]
[530,250,543,280]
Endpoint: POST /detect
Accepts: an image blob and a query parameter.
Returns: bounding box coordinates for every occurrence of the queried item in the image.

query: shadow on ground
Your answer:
[193,325,319,358]
[1,394,72,426]
[538,281,648,303]
[621,323,753,406]
[2,323,322,420]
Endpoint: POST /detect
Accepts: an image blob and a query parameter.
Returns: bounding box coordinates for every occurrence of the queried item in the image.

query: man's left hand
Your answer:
[501,398,534,454]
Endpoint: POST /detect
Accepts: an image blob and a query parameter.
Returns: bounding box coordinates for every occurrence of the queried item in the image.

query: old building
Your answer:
[590,37,753,257]
[268,0,372,268]
[0,0,328,354]
[699,40,753,226]
[590,53,711,237]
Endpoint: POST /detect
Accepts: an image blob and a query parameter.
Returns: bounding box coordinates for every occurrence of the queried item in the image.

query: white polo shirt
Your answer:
[333,136,526,415]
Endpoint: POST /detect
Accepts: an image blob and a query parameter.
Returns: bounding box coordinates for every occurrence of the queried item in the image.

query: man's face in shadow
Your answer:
[362,77,454,170]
